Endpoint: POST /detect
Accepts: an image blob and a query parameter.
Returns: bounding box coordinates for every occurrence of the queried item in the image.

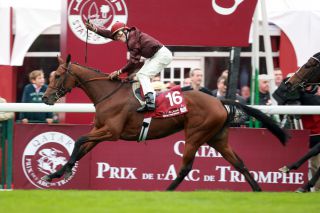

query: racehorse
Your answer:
[276,52,320,192]
[42,55,288,191]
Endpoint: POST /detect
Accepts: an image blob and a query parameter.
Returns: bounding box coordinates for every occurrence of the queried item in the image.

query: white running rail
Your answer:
[0,103,319,114]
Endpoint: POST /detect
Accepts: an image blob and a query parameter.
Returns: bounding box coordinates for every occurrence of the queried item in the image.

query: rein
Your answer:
[53,62,125,106]
[94,82,124,106]
[48,63,75,100]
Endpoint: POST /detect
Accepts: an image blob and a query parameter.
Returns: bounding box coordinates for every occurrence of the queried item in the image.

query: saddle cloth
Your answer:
[132,83,188,118]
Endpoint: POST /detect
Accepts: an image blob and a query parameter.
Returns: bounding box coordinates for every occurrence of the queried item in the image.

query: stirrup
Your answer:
[136,103,155,112]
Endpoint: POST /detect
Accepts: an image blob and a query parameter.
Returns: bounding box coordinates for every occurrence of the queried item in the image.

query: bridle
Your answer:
[49,62,124,105]
[285,56,320,90]
[48,62,77,101]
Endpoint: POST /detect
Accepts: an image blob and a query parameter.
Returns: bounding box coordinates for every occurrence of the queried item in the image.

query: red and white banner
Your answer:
[64,0,258,123]
[13,124,309,191]
[67,0,257,46]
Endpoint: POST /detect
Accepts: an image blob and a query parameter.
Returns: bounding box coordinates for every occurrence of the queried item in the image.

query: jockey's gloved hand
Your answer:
[109,70,122,80]
[85,20,97,33]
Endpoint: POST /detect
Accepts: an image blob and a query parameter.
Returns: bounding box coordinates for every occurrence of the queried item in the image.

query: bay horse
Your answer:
[42,55,288,191]
[276,52,320,192]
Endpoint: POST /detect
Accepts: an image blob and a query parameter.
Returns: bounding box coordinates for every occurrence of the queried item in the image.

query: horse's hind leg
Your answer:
[209,134,262,192]
[296,166,320,193]
[166,142,199,191]
[279,143,320,173]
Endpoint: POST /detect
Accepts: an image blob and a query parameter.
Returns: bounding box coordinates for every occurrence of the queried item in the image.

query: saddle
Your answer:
[131,82,188,118]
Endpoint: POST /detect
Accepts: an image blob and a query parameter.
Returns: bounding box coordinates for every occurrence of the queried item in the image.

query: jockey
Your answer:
[85,21,173,112]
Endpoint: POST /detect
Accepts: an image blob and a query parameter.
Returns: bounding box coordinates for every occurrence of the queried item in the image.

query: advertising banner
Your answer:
[13,124,309,191]
[63,0,258,123]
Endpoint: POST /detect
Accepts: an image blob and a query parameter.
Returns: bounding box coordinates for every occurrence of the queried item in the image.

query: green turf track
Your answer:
[0,190,319,213]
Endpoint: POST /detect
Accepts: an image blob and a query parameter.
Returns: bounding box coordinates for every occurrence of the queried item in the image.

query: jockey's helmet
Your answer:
[111,22,129,38]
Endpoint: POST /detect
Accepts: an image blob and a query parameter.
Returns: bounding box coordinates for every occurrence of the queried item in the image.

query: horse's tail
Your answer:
[221,99,289,146]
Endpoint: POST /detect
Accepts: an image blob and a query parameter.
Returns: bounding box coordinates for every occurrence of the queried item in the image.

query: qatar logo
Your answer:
[22,132,78,189]
[212,0,244,15]
[68,0,128,44]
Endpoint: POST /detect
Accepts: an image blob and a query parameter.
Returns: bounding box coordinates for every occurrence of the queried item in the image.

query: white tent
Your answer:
[0,0,61,66]
[264,0,320,66]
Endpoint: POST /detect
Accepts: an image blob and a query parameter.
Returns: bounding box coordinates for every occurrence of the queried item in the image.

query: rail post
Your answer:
[0,119,13,189]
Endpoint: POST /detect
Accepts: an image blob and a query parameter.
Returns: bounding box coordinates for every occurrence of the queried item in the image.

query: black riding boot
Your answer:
[137,92,155,112]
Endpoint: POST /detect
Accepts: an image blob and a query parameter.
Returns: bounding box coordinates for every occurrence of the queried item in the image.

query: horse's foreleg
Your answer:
[67,136,89,166]
[42,136,89,182]
[166,143,198,191]
[296,166,320,193]
[75,141,99,161]
[280,143,320,173]
[62,127,114,179]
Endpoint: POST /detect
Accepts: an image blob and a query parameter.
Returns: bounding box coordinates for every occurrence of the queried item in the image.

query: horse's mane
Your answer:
[73,62,132,83]
[74,62,109,76]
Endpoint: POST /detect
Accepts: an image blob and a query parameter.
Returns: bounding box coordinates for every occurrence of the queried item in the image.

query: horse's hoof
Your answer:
[279,166,290,173]
[254,188,262,192]
[295,187,309,193]
[42,175,52,182]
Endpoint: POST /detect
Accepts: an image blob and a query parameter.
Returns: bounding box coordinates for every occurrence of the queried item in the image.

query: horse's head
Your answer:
[285,52,320,92]
[42,55,77,105]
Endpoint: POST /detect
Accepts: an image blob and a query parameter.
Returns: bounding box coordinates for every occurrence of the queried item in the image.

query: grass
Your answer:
[0,190,319,213]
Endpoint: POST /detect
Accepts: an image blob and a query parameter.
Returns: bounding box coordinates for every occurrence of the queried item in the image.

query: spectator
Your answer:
[183,77,191,87]
[212,75,246,104]
[0,96,14,122]
[240,85,251,103]
[274,68,283,88]
[212,75,227,99]
[19,70,53,124]
[258,74,272,105]
[220,69,229,78]
[183,68,212,95]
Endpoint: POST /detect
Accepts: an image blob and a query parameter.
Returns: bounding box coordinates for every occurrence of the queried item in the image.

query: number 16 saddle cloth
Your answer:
[132,83,188,118]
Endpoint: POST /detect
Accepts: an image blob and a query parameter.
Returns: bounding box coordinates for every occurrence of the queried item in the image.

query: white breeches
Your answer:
[136,46,172,95]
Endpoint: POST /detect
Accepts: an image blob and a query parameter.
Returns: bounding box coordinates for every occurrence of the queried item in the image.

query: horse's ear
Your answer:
[66,54,71,64]
[57,55,64,64]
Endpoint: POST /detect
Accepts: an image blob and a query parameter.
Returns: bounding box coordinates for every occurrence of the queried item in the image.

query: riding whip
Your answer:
[85,18,89,64]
